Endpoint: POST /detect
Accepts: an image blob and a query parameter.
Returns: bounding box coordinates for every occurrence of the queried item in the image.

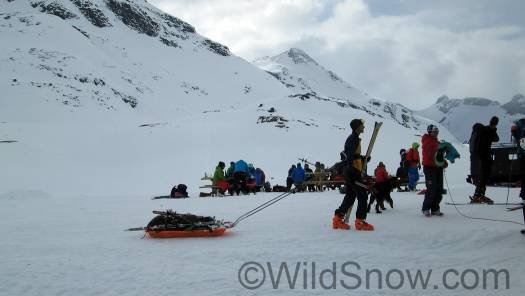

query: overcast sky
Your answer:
[150,0,525,109]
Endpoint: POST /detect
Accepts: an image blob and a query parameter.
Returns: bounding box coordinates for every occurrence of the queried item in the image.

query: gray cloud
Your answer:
[150,0,525,109]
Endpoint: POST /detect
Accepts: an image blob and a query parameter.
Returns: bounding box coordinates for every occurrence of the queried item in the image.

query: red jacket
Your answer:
[422,134,439,167]
[374,166,389,183]
[406,148,420,168]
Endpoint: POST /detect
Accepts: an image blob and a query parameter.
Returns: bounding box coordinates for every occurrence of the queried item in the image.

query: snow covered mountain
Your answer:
[1,0,289,118]
[254,48,427,130]
[1,0,459,197]
[418,95,525,143]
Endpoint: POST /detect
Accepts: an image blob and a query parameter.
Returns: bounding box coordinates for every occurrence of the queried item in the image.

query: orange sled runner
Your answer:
[147,227,227,238]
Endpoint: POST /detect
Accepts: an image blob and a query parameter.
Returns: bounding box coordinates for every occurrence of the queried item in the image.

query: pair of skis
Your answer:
[343,121,383,223]
[445,202,523,208]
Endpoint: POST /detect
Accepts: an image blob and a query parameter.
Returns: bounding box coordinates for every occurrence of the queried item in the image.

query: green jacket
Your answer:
[212,166,225,185]
[226,165,235,178]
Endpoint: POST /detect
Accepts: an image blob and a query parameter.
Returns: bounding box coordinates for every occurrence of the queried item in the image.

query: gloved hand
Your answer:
[436,150,445,163]
[345,166,362,180]
[361,155,371,163]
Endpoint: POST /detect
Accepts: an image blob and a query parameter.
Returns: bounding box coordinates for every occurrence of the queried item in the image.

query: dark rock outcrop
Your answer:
[71,0,111,27]
[202,39,229,56]
[105,0,159,37]
[32,1,77,20]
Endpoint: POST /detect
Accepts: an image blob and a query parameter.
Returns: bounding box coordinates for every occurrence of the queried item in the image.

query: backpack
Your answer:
[170,184,188,198]
[399,150,408,168]
[469,123,484,154]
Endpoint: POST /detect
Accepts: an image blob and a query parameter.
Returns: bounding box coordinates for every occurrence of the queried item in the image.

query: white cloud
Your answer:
[150,0,525,109]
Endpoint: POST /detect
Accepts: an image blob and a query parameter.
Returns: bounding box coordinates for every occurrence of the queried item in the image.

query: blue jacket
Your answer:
[248,164,256,178]
[234,160,249,173]
[292,165,306,183]
[255,169,264,186]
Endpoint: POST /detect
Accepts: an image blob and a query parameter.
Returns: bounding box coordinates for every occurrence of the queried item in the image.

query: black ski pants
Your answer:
[422,166,444,212]
[471,155,492,196]
[335,167,368,220]
[520,155,525,200]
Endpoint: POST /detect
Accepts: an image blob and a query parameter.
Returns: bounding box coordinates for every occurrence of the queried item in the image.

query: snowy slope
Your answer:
[418,95,525,143]
[0,187,524,296]
[0,0,289,120]
[254,48,429,130]
[0,0,459,197]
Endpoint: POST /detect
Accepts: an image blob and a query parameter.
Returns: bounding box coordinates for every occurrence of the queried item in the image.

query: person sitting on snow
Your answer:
[254,168,265,191]
[233,159,249,195]
[170,184,188,198]
[225,161,235,179]
[304,163,315,192]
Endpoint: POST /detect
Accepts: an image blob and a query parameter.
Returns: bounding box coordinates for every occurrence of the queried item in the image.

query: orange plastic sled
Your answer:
[147,227,227,238]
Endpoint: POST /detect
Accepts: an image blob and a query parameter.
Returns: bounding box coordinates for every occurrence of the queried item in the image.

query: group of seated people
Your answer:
[285,161,345,192]
[212,160,268,196]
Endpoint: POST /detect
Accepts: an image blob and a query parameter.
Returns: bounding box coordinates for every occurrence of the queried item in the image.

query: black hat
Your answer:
[490,116,499,126]
[427,124,439,134]
[350,119,364,131]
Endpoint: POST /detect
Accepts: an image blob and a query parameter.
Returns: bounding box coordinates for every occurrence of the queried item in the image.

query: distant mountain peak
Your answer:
[463,97,499,107]
[502,93,525,115]
[436,95,450,104]
[419,94,525,143]
[283,48,319,66]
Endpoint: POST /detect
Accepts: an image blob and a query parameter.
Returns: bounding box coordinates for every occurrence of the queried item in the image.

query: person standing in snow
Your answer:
[421,124,446,217]
[511,119,525,201]
[511,119,525,234]
[333,119,374,231]
[469,116,499,204]
[406,142,421,191]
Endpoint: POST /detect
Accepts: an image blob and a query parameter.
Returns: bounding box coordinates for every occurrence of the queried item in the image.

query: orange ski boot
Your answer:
[355,219,374,231]
[332,214,350,230]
